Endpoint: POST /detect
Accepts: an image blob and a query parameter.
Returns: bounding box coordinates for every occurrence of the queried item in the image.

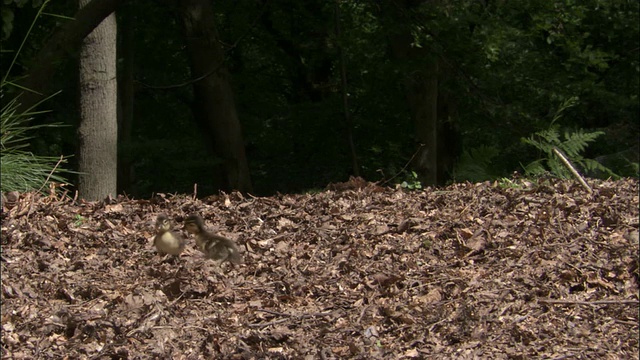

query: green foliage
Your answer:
[520,95,615,179]
[0,0,46,41]
[73,214,85,226]
[399,171,422,191]
[453,145,500,183]
[496,178,527,190]
[521,126,616,179]
[1,88,71,193]
[2,0,636,196]
[1,1,72,195]
[594,147,639,178]
[460,1,638,177]
[521,96,616,179]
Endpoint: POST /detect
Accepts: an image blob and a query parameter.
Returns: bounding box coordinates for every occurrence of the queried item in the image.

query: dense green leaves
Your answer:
[1,89,71,194]
[1,0,637,196]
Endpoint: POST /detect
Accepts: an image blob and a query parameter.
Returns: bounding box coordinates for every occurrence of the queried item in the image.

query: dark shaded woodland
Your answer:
[1,0,638,197]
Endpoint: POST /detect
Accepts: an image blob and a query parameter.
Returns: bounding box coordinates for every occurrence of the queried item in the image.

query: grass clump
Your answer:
[1,90,71,194]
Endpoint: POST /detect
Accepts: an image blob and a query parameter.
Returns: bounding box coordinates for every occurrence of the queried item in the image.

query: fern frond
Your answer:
[453,145,499,182]
[561,129,605,158]
[521,115,611,179]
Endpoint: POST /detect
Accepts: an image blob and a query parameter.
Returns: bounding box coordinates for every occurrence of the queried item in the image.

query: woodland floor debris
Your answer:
[1,178,638,359]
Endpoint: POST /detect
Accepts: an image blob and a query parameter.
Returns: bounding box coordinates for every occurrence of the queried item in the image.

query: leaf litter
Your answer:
[1,177,638,359]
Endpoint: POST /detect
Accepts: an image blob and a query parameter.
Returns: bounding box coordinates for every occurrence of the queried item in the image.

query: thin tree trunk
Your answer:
[436,88,460,183]
[77,0,118,200]
[408,59,439,186]
[117,4,135,194]
[179,0,252,193]
[385,0,450,186]
[335,1,359,177]
[390,31,440,186]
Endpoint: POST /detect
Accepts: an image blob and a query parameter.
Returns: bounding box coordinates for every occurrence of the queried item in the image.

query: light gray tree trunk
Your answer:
[17,0,126,114]
[77,0,118,200]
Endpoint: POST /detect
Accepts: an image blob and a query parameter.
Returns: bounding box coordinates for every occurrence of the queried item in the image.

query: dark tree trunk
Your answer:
[389,30,439,185]
[386,0,461,186]
[335,1,359,177]
[260,0,333,103]
[407,59,439,186]
[117,4,135,194]
[179,0,253,193]
[436,89,461,183]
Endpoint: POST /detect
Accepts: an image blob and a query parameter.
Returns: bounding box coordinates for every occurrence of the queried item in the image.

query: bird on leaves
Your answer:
[153,214,186,256]
[183,214,242,265]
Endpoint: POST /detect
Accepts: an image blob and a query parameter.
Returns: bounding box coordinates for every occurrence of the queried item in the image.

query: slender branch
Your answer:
[36,155,64,194]
[552,147,592,193]
[539,299,639,305]
[247,318,289,328]
[380,144,426,186]
[248,309,334,328]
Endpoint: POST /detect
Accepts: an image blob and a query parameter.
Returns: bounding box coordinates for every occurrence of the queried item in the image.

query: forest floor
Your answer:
[1,177,638,359]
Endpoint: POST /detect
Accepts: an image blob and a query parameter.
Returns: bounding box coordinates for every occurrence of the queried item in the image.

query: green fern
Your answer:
[521,96,617,179]
[562,129,604,158]
[453,145,499,182]
[522,127,616,179]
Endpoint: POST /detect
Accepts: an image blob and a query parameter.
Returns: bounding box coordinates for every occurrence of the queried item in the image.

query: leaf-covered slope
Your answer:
[1,178,638,359]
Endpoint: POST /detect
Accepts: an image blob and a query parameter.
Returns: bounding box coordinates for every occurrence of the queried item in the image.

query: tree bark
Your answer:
[179,0,253,192]
[384,0,463,186]
[389,29,440,186]
[436,88,460,183]
[17,0,127,113]
[117,4,135,194]
[77,0,118,200]
[407,59,439,186]
[335,1,359,177]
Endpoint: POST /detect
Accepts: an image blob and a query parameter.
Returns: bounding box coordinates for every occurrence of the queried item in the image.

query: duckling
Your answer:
[183,214,242,264]
[154,214,186,256]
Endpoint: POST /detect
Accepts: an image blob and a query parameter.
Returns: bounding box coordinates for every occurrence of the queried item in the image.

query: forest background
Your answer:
[1,0,638,199]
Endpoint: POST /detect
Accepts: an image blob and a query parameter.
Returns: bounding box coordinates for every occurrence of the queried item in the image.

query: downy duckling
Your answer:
[183,214,242,264]
[154,214,186,256]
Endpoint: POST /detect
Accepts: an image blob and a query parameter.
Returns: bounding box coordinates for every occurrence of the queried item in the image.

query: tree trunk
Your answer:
[77,0,118,200]
[179,0,253,193]
[436,89,460,183]
[407,59,439,186]
[389,30,439,186]
[335,1,359,177]
[17,0,126,114]
[117,4,135,194]
[384,0,463,186]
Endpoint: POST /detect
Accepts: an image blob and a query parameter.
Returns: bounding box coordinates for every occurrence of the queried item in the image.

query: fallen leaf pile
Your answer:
[1,177,638,359]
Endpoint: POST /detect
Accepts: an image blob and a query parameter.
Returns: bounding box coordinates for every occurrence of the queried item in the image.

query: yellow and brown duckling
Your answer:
[153,214,186,256]
[183,214,242,264]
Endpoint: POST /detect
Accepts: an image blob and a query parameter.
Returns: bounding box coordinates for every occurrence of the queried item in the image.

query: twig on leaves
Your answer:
[248,309,334,328]
[36,155,64,194]
[539,299,639,306]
